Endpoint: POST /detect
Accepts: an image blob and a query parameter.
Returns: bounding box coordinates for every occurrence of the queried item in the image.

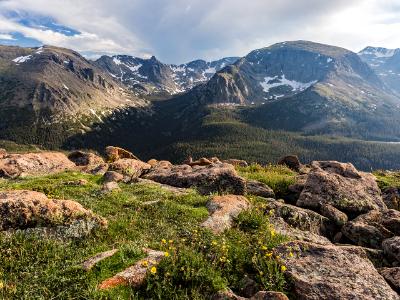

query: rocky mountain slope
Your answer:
[2,147,400,299]
[95,54,238,98]
[359,46,400,94]
[0,45,148,146]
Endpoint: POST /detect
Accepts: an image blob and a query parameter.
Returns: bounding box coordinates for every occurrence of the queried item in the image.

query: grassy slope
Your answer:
[0,170,289,299]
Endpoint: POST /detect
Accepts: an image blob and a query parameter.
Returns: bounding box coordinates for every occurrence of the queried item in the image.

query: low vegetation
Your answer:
[0,169,290,299]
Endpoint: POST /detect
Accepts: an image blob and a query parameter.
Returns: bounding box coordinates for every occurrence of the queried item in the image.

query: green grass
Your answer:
[373,170,400,190]
[0,172,288,299]
[237,164,296,198]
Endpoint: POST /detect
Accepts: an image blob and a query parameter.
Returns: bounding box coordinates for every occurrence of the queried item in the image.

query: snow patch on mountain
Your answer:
[12,55,32,63]
[260,74,317,93]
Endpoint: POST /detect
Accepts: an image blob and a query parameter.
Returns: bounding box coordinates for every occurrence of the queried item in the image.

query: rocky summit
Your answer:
[0,146,400,299]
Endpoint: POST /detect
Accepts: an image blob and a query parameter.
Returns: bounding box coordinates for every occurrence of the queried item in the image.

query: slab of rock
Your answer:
[105,146,139,162]
[337,245,388,268]
[277,155,302,172]
[68,151,107,175]
[246,180,275,198]
[103,171,124,183]
[379,267,400,293]
[265,199,334,238]
[320,204,348,227]
[202,195,250,233]
[222,159,249,168]
[383,237,400,262]
[342,209,400,249]
[98,248,164,290]
[109,159,151,182]
[383,187,400,210]
[297,161,386,216]
[274,240,399,300]
[83,249,118,271]
[143,162,246,195]
[0,152,77,178]
[0,190,107,234]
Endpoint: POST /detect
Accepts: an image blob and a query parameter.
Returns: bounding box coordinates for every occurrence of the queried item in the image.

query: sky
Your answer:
[0,0,400,64]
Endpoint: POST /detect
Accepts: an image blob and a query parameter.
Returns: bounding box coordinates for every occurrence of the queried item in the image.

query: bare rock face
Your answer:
[105,146,139,163]
[0,190,107,237]
[246,180,275,198]
[379,267,400,293]
[143,163,246,195]
[109,159,151,182]
[265,199,334,238]
[202,195,250,233]
[342,209,400,249]
[297,161,385,216]
[319,204,348,227]
[0,152,77,178]
[277,155,302,172]
[98,248,164,290]
[68,151,107,174]
[222,159,249,168]
[383,237,400,262]
[274,240,399,300]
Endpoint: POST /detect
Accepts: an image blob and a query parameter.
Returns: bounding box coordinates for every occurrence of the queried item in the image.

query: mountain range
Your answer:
[2,40,400,169]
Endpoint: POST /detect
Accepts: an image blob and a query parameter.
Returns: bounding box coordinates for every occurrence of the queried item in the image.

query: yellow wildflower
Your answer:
[141,260,148,267]
[259,271,264,276]
[265,252,272,258]
[281,265,287,272]
[161,239,167,244]
[211,240,218,246]
[0,281,3,289]
[261,245,268,250]
[150,266,157,274]
[289,252,294,258]
[270,229,276,237]
[164,251,170,257]
[169,239,173,244]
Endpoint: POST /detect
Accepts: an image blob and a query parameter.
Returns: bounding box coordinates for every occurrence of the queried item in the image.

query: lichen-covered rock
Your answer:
[337,245,388,268]
[383,187,400,211]
[320,204,348,227]
[103,171,124,183]
[277,155,301,172]
[379,267,400,293]
[223,159,249,168]
[105,146,139,163]
[265,199,334,238]
[342,209,400,249]
[0,190,107,236]
[143,163,246,195]
[68,151,106,174]
[246,180,275,198]
[202,195,250,233]
[383,237,400,262]
[98,248,164,289]
[0,152,77,178]
[109,159,151,182]
[274,240,399,300]
[297,161,386,216]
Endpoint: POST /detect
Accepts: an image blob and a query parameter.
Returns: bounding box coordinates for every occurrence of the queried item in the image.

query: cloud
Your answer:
[0,0,399,63]
[0,33,15,40]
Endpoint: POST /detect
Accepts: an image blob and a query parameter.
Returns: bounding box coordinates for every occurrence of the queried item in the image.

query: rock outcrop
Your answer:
[297,161,385,216]
[0,152,77,178]
[105,146,139,162]
[143,163,246,195]
[246,180,275,198]
[0,190,107,237]
[277,155,302,172]
[202,195,250,233]
[68,151,107,174]
[222,159,249,168]
[379,267,400,293]
[274,240,399,300]
[109,159,151,182]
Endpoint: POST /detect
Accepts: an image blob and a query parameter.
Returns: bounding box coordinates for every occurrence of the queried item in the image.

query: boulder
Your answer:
[105,146,139,163]
[297,161,386,216]
[109,159,151,182]
[238,276,260,298]
[383,237,400,262]
[383,187,400,210]
[265,199,334,238]
[201,195,250,233]
[68,151,107,175]
[103,171,124,183]
[319,204,348,227]
[379,267,400,293]
[0,190,107,236]
[342,209,400,249]
[101,182,121,193]
[98,248,164,289]
[223,159,249,168]
[274,240,399,300]
[65,179,88,186]
[142,163,246,195]
[251,291,289,300]
[277,155,302,172]
[337,245,388,268]
[147,159,158,167]
[285,174,307,204]
[83,249,118,271]
[212,289,246,300]
[246,180,275,198]
[0,148,7,159]
[0,152,77,178]
[189,157,212,166]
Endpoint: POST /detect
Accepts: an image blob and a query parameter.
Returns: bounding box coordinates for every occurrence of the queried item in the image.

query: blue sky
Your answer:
[0,0,400,63]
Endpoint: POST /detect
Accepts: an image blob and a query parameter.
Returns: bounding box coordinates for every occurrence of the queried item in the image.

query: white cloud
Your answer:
[0,33,15,40]
[0,0,399,62]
